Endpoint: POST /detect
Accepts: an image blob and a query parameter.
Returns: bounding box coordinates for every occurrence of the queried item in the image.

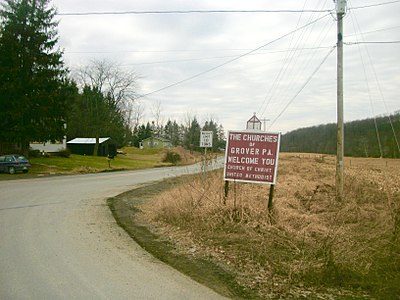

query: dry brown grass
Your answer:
[139,153,400,298]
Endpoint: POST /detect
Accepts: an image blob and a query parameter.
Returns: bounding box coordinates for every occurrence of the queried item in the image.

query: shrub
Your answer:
[57,148,71,158]
[28,149,41,158]
[163,150,181,165]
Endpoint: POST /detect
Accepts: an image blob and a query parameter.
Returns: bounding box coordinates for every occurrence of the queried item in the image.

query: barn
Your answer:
[67,137,117,156]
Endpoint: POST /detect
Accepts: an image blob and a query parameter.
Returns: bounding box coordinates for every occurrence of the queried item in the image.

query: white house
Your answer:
[30,138,67,153]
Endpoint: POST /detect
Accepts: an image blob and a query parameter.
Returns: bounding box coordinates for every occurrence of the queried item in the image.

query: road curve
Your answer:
[0,160,226,299]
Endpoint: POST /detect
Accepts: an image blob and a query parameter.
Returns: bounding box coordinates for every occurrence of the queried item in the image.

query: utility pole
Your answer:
[260,118,270,131]
[336,0,346,201]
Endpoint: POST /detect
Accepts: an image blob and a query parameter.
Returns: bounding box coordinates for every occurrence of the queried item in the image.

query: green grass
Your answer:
[30,153,165,173]
[120,146,163,156]
[0,147,168,180]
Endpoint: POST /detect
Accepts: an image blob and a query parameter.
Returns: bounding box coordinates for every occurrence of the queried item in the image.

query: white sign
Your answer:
[200,131,213,148]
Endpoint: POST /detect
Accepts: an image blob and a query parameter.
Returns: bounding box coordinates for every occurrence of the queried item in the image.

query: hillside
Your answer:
[281,112,400,158]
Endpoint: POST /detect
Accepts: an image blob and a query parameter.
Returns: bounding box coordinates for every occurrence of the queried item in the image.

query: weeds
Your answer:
[140,154,400,298]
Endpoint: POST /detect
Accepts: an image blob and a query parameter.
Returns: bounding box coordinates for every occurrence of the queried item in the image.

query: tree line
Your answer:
[132,118,226,152]
[281,112,400,158]
[0,0,72,154]
[0,0,226,155]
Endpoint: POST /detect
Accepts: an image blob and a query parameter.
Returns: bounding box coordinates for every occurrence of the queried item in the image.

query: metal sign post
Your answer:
[200,131,213,178]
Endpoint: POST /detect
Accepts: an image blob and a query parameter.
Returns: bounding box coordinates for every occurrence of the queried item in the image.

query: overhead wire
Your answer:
[345,41,400,44]
[348,0,400,154]
[350,14,384,157]
[64,46,334,67]
[55,1,399,134]
[282,0,334,97]
[64,24,400,54]
[120,47,333,66]
[267,46,336,129]
[348,0,400,10]
[65,46,334,55]
[345,25,400,37]
[57,9,333,16]
[257,0,310,117]
[135,13,332,100]
[286,9,334,95]
[259,0,334,118]
[55,1,400,16]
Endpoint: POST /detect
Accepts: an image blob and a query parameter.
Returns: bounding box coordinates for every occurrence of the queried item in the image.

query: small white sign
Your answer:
[200,131,213,148]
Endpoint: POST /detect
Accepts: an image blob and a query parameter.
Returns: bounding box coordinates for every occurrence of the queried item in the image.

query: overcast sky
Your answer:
[50,0,399,133]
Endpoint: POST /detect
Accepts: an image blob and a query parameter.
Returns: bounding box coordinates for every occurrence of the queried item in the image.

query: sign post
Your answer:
[223,130,281,208]
[200,131,213,177]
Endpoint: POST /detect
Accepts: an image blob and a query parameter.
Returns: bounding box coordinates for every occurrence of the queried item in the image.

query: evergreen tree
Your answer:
[67,86,126,150]
[0,0,70,153]
[164,119,181,146]
[184,117,201,151]
[131,123,153,147]
[206,120,226,151]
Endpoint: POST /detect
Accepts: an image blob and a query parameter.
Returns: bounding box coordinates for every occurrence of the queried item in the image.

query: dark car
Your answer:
[0,154,31,174]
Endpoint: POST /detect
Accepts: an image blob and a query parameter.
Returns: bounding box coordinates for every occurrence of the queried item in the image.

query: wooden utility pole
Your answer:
[260,118,270,131]
[336,0,346,201]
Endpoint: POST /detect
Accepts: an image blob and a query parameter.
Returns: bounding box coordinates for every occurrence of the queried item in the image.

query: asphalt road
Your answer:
[0,160,226,300]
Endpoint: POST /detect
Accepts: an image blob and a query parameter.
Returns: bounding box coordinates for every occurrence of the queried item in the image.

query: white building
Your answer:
[30,138,67,153]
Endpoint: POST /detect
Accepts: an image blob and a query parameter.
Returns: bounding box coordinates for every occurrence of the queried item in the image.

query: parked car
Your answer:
[0,154,31,174]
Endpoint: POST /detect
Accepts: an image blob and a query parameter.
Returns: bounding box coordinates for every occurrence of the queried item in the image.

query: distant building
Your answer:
[140,137,172,150]
[246,114,262,131]
[30,139,67,154]
[30,124,67,154]
[67,137,116,156]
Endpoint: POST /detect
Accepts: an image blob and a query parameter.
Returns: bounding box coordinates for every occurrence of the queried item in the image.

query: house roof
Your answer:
[67,137,111,144]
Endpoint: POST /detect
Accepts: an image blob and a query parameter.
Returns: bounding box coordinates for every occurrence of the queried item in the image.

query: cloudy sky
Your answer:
[50,0,399,133]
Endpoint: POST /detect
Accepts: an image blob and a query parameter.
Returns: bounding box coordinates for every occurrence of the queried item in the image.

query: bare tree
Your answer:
[76,59,139,110]
[74,59,140,155]
[150,100,164,137]
[131,101,145,129]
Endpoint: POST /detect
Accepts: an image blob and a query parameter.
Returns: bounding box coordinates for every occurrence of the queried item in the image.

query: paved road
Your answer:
[0,160,225,300]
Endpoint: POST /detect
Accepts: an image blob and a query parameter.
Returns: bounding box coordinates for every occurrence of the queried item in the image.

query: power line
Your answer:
[65,46,334,55]
[348,0,400,154]
[135,13,331,99]
[258,0,335,117]
[345,41,400,44]
[345,25,400,37]
[55,1,400,16]
[65,46,332,67]
[120,49,329,66]
[349,0,400,10]
[57,9,333,16]
[267,46,336,129]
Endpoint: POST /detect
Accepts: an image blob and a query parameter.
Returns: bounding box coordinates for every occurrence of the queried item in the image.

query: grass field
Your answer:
[30,153,161,173]
[0,147,197,180]
[0,146,206,180]
[138,153,400,298]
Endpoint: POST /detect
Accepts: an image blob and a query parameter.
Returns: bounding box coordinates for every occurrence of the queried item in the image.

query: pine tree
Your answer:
[0,0,70,153]
[184,117,201,151]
